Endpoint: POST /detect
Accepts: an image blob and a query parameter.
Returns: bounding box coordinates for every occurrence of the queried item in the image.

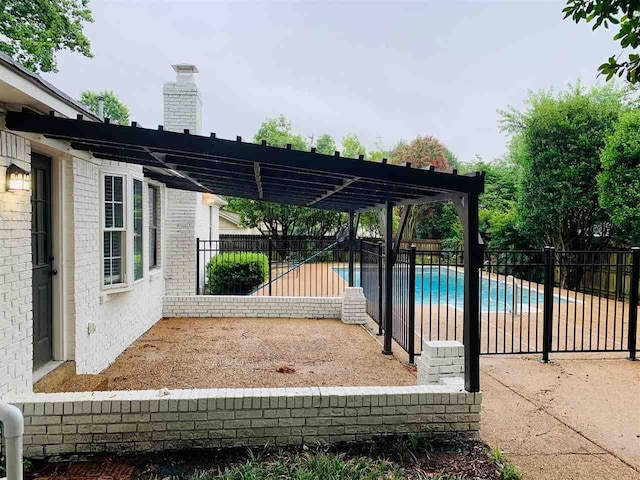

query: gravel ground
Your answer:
[72,317,417,391]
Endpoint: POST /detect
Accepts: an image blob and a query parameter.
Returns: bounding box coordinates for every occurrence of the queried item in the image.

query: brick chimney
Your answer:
[163,64,202,135]
[163,64,203,296]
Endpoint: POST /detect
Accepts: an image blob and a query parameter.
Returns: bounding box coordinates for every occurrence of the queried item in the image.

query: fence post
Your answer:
[348,210,355,287]
[628,247,639,361]
[377,242,383,336]
[268,237,273,296]
[196,238,200,295]
[542,246,555,363]
[408,245,417,364]
[358,240,363,287]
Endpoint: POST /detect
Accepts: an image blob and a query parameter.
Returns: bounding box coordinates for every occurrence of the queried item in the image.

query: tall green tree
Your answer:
[227,116,345,251]
[563,0,640,82]
[500,83,622,251]
[315,133,336,155]
[254,115,308,150]
[367,138,391,163]
[389,135,453,241]
[0,0,93,73]
[79,90,130,125]
[598,108,640,245]
[461,156,530,250]
[341,133,367,158]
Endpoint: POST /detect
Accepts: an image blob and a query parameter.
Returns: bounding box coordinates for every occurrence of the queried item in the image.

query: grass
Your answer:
[26,437,505,480]
[490,449,523,480]
[189,452,476,479]
[163,438,496,480]
[190,453,402,480]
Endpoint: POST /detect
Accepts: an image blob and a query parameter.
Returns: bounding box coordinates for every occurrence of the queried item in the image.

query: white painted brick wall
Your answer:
[8,385,481,456]
[417,340,465,386]
[71,158,165,374]
[163,80,202,135]
[341,287,367,324]
[0,131,32,396]
[164,189,197,296]
[163,295,343,319]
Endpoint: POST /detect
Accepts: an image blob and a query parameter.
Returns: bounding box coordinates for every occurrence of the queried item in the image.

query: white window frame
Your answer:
[132,176,144,284]
[100,171,128,290]
[148,183,160,270]
[100,170,146,292]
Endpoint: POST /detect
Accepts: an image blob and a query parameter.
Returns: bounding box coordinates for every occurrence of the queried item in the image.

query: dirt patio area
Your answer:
[39,317,415,392]
[481,354,640,480]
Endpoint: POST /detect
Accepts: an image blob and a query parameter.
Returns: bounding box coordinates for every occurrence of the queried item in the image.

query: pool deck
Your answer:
[250,262,640,356]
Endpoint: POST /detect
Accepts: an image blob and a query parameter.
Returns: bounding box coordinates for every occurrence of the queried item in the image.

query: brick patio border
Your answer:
[8,385,481,456]
[163,288,367,324]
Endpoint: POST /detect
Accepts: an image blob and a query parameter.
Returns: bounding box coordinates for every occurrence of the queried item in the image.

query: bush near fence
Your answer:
[206,252,269,295]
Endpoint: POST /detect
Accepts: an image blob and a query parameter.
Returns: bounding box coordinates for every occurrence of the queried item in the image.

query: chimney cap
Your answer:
[171,64,199,84]
[172,64,199,74]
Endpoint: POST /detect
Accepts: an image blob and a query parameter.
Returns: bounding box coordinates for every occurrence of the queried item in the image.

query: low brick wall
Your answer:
[163,295,342,319]
[417,340,465,386]
[10,385,481,456]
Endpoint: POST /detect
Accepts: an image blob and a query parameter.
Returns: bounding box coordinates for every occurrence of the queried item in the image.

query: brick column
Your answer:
[341,287,366,324]
[417,340,465,387]
[164,189,197,295]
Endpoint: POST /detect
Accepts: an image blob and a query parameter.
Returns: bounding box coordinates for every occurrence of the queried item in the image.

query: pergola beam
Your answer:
[307,177,360,206]
[355,192,457,214]
[6,110,484,196]
[392,205,412,263]
[253,162,263,199]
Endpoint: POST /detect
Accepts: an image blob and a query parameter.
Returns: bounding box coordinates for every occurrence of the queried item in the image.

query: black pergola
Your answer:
[6,108,485,391]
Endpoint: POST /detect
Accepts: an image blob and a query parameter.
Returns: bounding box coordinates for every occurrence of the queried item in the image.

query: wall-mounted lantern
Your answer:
[5,163,31,192]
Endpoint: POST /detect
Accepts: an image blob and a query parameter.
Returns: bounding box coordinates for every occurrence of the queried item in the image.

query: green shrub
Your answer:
[205,252,269,295]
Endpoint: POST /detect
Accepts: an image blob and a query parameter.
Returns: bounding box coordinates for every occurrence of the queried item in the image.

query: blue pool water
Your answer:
[334,266,566,312]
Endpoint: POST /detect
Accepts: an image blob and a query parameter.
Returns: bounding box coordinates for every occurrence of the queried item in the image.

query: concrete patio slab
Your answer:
[481,355,640,479]
[507,453,640,480]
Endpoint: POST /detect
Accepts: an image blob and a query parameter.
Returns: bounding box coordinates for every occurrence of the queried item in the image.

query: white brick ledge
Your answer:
[7,385,481,456]
[163,295,343,320]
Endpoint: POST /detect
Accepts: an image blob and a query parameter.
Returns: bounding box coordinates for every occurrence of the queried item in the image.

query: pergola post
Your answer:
[383,201,394,355]
[454,194,483,393]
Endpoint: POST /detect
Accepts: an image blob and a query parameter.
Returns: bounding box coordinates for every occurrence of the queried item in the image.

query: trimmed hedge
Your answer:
[205,252,269,295]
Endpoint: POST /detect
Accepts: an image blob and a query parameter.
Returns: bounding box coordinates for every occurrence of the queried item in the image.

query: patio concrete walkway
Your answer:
[480,355,640,479]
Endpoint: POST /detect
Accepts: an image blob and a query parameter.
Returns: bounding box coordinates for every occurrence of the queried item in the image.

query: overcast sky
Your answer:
[44,0,617,162]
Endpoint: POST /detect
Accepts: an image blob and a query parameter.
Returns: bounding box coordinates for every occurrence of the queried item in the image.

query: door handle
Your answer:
[50,269,58,276]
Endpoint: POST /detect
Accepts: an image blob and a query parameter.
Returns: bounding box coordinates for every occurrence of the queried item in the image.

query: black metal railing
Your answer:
[197,236,351,296]
[361,245,640,362]
[361,241,383,331]
[198,235,640,363]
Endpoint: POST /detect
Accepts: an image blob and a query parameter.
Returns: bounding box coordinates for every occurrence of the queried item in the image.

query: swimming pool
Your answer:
[333,266,569,312]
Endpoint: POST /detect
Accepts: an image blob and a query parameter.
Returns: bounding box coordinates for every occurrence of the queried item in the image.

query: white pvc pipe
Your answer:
[0,401,24,480]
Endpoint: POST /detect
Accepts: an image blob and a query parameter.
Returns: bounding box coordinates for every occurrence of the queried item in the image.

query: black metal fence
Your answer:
[359,243,640,362]
[198,235,640,363]
[197,236,351,296]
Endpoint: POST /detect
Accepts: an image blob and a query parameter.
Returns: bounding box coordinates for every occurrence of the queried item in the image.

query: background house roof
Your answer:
[0,53,101,121]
